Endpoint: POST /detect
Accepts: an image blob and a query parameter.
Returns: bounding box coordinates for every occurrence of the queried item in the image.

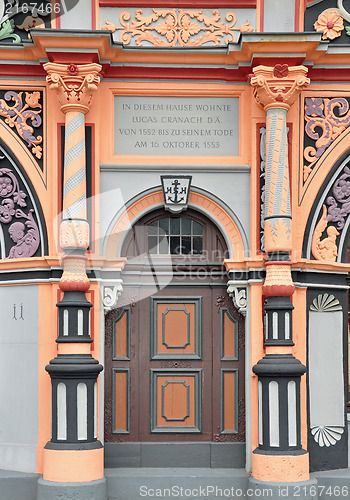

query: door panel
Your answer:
[151,297,202,359]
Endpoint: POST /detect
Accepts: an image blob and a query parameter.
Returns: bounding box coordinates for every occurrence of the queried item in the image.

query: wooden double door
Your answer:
[104,285,245,443]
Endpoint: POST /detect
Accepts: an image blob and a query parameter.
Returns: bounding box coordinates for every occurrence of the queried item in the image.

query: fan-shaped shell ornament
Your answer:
[311,426,344,447]
[310,293,342,312]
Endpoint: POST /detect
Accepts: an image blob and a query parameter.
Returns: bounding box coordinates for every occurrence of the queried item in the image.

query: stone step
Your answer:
[105,468,249,500]
[0,469,40,500]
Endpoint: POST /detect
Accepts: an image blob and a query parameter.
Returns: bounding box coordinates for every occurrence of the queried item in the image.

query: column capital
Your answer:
[249,64,310,111]
[44,62,102,114]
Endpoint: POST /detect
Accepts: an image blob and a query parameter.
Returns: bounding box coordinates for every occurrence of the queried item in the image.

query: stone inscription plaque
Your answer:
[114,96,239,156]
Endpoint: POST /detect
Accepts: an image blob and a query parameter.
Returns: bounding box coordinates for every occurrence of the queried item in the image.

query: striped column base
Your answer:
[43,444,104,483]
[251,449,309,483]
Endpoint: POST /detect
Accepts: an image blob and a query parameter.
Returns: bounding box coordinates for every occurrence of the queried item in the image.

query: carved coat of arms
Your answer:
[161,175,192,213]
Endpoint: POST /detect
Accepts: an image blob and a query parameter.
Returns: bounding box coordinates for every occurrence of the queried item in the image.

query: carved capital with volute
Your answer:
[249,64,310,111]
[44,62,102,114]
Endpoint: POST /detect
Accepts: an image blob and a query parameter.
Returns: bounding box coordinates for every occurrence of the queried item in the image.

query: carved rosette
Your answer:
[60,219,89,250]
[43,62,102,114]
[262,262,295,297]
[59,255,90,292]
[250,64,310,111]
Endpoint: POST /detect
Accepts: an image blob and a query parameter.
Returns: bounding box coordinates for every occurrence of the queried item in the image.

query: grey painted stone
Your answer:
[0,285,39,473]
[141,442,211,468]
[263,0,295,32]
[313,467,350,495]
[105,468,248,500]
[210,443,245,468]
[0,469,39,500]
[37,477,107,500]
[60,0,92,29]
[105,442,246,469]
[248,477,318,500]
[114,96,239,156]
[105,442,141,468]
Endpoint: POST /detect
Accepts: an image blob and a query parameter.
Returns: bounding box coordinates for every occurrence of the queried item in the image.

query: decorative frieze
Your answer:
[102,9,253,47]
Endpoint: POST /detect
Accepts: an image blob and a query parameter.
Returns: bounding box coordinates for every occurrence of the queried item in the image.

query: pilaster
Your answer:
[250,64,310,484]
[39,63,106,499]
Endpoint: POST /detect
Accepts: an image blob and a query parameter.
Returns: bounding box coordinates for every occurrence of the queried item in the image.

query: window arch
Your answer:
[121,208,228,261]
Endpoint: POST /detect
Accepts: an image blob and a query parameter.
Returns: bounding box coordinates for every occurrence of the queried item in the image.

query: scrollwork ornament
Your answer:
[227,282,247,316]
[102,9,253,47]
[303,97,350,182]
[103,282,124,312]
[0,159,40,258]
[0,91,42,159]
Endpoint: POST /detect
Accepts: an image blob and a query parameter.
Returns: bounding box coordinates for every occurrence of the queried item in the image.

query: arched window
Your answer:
[121,208,228,261]
[148,216,203,255]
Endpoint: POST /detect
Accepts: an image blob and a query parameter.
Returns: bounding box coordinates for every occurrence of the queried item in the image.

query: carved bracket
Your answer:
[103,281,124,312]
[227,282,247,316]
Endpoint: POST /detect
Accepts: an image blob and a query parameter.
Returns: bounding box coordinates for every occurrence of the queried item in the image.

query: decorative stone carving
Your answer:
[311,425,344,447]
[60,219,89,250]
[227,282,247,316]
[259,127,266,252]
[103,282,124,312]
[102,9,253,47]
[304,97,350,182]
[0,90,42,158]
[59,255,90,292]
[161,175,191,213]
[262,263,295,297]
[249,64,310,111]
[326,165,350,230]
[0,160,40,258]
[44,62,102,114]
[311,205,339,262]
[314,10,344,40]
[310,293,342,312]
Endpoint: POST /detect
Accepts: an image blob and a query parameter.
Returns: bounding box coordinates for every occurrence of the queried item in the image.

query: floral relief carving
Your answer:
[0,91,42,159]
[314,10,344,40]
[0,158,40,258]
[303,97,350,182]
[102,9,253,47]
